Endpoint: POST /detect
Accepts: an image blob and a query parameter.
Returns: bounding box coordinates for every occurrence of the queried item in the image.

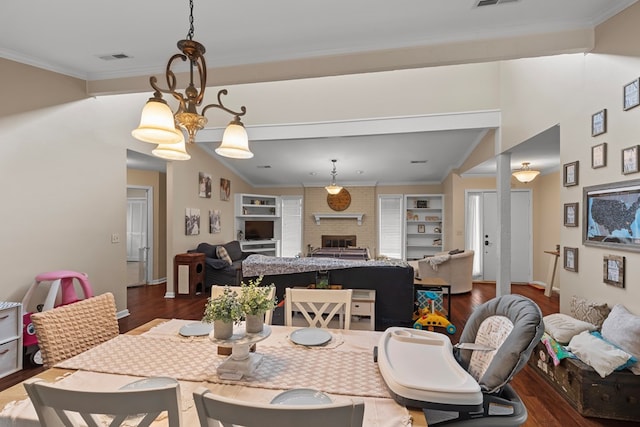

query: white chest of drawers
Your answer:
[0,302,22,378]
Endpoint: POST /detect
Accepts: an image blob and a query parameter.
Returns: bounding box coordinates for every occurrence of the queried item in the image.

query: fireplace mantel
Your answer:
[313,213,364,225]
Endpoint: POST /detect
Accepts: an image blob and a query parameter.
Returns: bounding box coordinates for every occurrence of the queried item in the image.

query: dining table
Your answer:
[0,319,428,426]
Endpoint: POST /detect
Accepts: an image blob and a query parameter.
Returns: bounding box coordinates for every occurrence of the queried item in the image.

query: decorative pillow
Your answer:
[216,246,233,265]
[601,304,640,375]
[570,296,610,329]
[543,313,597,345]
[567,330,634,378]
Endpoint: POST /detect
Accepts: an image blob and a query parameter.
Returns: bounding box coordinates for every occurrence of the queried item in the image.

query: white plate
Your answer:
[119,377,178,391]
[289,328,332,346]
[179,322,213,337]
[271,389,332,405]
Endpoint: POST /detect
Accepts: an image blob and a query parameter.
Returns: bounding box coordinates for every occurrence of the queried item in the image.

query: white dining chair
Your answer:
[211,285,277,325]
[23,377,183,427]
[192,387,364,427]
[285,288,353,329]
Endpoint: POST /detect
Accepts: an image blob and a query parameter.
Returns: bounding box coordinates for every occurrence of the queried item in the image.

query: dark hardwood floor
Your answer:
[2,282,637,426]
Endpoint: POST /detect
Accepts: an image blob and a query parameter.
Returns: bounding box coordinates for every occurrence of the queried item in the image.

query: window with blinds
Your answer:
[378,194,403,259]
[280,196,303,257]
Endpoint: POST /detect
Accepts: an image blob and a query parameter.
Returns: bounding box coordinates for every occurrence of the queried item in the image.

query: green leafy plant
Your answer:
[202,287,243,323]
[238,276,276,316]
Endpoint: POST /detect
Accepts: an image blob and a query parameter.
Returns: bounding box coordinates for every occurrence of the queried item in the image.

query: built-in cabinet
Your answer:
[0,302,22,379]
[235,193,281,256]
[404,194,444,261]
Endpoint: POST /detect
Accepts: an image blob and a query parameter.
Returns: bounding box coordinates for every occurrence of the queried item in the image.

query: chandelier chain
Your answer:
[186,0,195,41]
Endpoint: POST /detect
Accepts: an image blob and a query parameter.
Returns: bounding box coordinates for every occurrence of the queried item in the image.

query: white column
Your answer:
[496,153,511,297]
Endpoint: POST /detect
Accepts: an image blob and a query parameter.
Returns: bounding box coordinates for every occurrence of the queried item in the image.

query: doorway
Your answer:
[127,186,153,286]
[465,190,532,283]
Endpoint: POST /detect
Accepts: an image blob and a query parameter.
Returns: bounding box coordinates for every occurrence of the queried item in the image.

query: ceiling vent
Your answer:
[476,0,519,7]
[98,53,131,61]
[410,160,428,164]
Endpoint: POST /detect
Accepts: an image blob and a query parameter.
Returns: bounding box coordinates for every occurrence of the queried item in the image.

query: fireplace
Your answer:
[321,235,357,248]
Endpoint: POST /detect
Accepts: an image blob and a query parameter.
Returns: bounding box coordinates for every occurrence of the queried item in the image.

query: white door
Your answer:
[127,198,147,261]
[468,190,532,282]
[280,196,303,257]
[127,186,153,283]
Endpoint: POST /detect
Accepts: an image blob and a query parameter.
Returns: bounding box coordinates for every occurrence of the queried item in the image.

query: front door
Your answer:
[468,190,532,282]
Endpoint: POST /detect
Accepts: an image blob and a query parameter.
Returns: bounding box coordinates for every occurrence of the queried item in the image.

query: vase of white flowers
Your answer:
[203,287,243,339]
[239,276,276,333]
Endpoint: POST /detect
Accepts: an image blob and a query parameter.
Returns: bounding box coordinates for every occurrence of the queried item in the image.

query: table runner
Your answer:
[56,334,390,398]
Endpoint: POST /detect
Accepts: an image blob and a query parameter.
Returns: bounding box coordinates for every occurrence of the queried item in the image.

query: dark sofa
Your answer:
[190,241,253,291]
[243,260,415,331]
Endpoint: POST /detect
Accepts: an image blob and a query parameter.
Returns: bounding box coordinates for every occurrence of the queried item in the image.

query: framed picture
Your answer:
[623,78,640,111]
[622,145,639,175]
[416,200,429,208]
[417,224,426,233]
[209,209,221,234]
[603,254,625,288]
[185,208,200,235]
[591,143,607,169]
[198,172,212,198]
[591,109,607,137]
[563,247,578,272]
[564,202,578,227]
[563,161,579,187]
[583,178,640,252]
[220,178,231,201]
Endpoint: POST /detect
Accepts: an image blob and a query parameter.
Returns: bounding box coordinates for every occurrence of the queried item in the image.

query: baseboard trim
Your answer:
[116,309,130,319]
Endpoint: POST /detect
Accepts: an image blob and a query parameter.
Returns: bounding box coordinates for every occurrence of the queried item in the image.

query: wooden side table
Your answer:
[174,253,205,298]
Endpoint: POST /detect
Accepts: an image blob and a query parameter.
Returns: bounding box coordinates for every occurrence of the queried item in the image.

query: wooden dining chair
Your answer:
[24,377,182,427]
[211,285,277,325]
[285,288,353,329]
[30,292,120,368]
[193,387,364,427]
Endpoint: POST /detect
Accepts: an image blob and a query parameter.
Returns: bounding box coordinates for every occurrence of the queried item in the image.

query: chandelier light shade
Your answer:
[512,162,540,183]
[214,118,253,159]
[131,0,252,161]
[152,138,191,161]
[325,159,343,194]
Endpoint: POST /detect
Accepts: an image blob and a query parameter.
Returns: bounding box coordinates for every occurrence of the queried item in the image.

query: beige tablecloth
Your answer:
[0,320,412,427]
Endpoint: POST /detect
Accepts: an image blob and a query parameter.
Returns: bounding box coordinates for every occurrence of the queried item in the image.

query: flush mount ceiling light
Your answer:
[512,162,540,183]
[325,159,343,195]
[132,0,252,161]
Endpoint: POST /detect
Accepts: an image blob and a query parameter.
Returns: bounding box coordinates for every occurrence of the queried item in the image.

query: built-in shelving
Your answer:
[404,194,444,261]
[235,194,281,256]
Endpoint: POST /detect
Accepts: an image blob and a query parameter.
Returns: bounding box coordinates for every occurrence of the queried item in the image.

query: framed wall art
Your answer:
[185,208,201,235]
[583,178,640,252]
[220,178,231,201]
[198,172,212,198]
[563,161,579,187]
[591,109,607,137]
[591,142,607,169]
[564,202,578,227]
[622,145,639,175]
[603,254,624,288]
[563,247,578,272]
[623,78,640,111]
[417,224,426,233]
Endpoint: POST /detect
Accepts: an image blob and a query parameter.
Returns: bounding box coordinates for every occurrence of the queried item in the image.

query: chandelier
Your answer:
[131,0,253,161]
[512,162,540,183]
[325,159,343,194]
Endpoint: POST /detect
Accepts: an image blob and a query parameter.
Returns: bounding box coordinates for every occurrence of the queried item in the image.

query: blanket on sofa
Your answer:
[242,254,408,277]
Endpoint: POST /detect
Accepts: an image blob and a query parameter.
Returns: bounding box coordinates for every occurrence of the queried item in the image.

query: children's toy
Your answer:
[21,270,94,365]
[413,291,456,335]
